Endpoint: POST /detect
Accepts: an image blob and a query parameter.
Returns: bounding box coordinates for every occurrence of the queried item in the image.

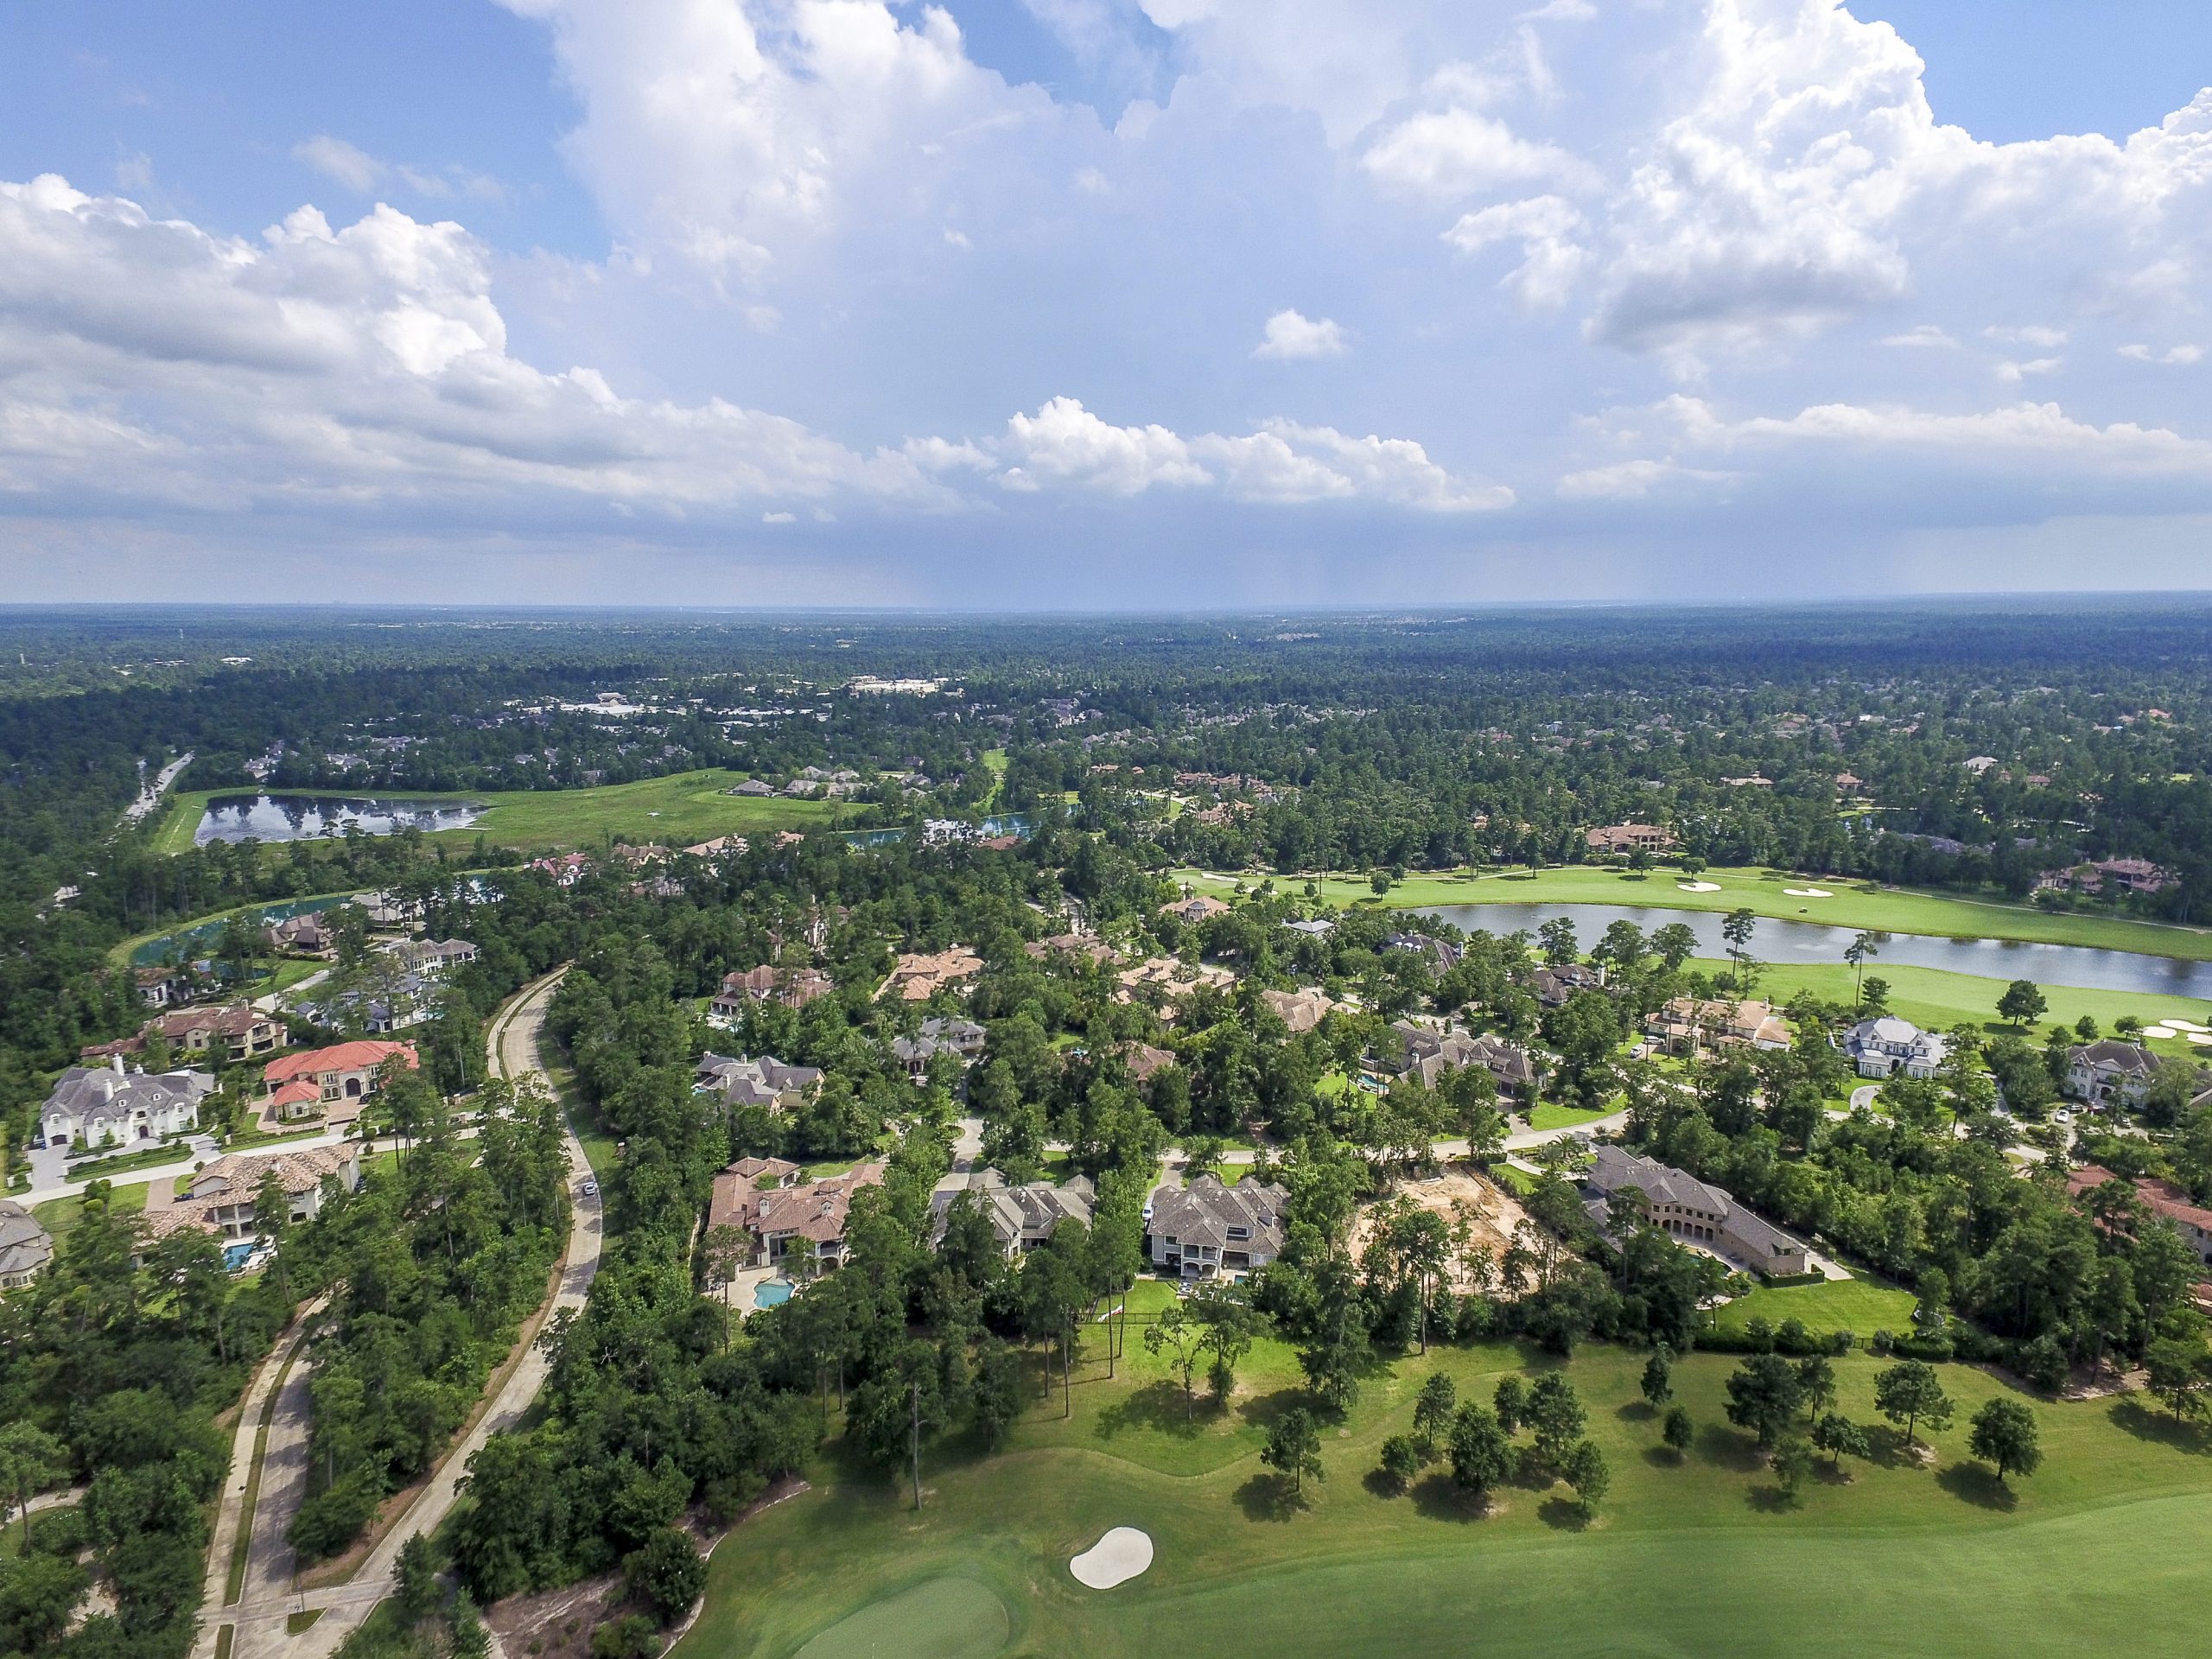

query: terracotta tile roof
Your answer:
[264,1039,418,1082]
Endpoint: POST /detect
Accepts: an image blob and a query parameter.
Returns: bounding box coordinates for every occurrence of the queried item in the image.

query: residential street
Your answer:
[200,969,601,1659]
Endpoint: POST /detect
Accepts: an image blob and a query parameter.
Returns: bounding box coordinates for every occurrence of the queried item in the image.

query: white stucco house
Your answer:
[1839,1016,1949,1080]
[42,1056,213,1149]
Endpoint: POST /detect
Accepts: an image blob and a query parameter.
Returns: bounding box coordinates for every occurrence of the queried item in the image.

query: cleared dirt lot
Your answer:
[1352,1166,1537,1294]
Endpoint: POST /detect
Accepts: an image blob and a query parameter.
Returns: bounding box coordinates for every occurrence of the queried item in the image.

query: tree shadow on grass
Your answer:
[1642,1445,1688,1471]
[1235,1386,1311,1436]
[1408,1472,1497,1522]
[1864,1426,1932,1471]
[1363,1467,1412,1500]
[1232,1472,1307,1522]
[1094,1381,1209,1443]
[1694,1422,1766,1474]
[2108,1397,2210,1455]
[1937,1462,2020,1512]
[1538,1497,1592,1532]
[1616,1401,1656,1422]
[1744,1484,1799,1514]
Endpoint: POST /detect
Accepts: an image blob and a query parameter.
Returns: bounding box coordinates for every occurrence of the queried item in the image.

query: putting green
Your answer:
[791,1575,1009,1659]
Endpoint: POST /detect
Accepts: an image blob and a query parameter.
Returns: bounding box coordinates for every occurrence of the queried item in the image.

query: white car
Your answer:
[579,1178,599,1197]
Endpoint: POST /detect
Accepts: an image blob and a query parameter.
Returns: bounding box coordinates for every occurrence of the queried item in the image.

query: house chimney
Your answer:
[111,1052,127,1076]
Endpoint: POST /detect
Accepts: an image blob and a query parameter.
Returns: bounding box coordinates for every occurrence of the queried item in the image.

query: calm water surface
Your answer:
[194,793,484,844]
[1416,901,2212,1001]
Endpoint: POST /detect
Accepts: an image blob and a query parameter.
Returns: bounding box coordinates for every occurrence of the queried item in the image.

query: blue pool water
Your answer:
[224,1241,257,1271]
[753,1280,794,1308]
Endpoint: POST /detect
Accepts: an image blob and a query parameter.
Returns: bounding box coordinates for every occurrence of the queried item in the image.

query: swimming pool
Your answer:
[753,1279,794,1308]
[224,1241,257,1272]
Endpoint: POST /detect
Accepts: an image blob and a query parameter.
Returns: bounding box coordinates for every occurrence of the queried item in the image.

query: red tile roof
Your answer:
[264,1039,418,1082]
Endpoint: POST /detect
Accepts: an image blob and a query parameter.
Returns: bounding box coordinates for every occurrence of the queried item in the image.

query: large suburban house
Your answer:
[880,946,984,1001]
[0,1200,54,1289]
[2067,1040,2158,1108]
[890,1017,988,1079]
[1585,823,1678,856]
[1533,963,1607,1007]
[1259,987,1338,1034]
[41,1058,213,1149]
[1145,1174,1290,1280]
[930,1169,1097,1258]
[378,938,480,977]
[1387,1018,1538,1095]
[2068,1166,2212,1267]
[695,1052,824,1110]
[1585,1146,1813,1277]
[1115,957,1236,1020]
[264,913,336,956]
[1646,998,1792,1058]
[149,1003,287,1064]
[709,963,835,1018]
[300,976,434,1035]
[261,1039,418,1108]
[1839,1015,1948,1079]
[1160,894,1231,926]
[142,1144,363,1243]
[2037,857,2175,898]
[1384,932,1462,973]
[708,1159,886,1270]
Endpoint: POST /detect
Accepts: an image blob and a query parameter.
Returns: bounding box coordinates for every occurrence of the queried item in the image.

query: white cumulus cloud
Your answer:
[1254,308,1350,359]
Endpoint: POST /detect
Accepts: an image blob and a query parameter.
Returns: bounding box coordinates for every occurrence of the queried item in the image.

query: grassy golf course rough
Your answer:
[674,1283,2212,1659]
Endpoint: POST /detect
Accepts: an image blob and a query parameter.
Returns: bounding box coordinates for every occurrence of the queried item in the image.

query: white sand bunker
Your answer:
[2190,1033,2212,1048]
[1071,1528,1154,1589]
[1678,881,1722,893]
[2141,1025,2180,1039]
[1784,887,1834,898]
[2166,1019,2210,1033]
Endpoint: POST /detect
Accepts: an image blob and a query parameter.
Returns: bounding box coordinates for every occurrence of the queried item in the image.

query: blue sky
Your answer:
[2,1,2209,606]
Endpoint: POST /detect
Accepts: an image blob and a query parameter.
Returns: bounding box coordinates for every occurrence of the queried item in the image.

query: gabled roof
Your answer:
[1146,1174,1288,1254]
[2071,1039,2155,1075]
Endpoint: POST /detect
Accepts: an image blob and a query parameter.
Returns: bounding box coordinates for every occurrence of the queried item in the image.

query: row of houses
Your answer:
[710,1152,1291,1285]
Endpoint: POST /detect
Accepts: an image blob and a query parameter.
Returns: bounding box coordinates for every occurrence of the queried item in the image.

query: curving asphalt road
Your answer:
[205,969,599,1659]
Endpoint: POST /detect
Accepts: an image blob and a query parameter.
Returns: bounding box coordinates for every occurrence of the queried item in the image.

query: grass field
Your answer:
[150,770,838,857]
[1710,1278,1919,1338]
[1525,1101,1618,1132]
[674,1300,2212,1659]
[1713,958,2212,1061]
[34,1177,154,1238]
[1174,864,2212,963]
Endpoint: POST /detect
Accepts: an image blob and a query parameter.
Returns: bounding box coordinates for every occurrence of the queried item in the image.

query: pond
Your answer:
[1414,901,2212,1001]
[194,793,485,845]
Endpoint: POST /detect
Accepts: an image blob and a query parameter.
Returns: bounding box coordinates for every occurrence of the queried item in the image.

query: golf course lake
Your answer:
[193,793,485,845]
[1416,900,2212,1001]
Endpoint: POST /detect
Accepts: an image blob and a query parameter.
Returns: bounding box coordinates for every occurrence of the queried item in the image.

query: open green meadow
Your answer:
[676,1282,2212,1659]
[1173,864,2212,962]
[150,770,837,857]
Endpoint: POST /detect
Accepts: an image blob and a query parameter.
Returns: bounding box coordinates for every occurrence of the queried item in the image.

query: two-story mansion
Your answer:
[42,1057,213,1149]
[1144,1174,1290,1280]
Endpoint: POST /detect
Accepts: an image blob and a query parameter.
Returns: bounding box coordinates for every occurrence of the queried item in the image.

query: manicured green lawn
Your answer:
[151,770,839,856]
[1714,959,2212,1061]
[35,1178,153,1238]
[1173,864,2212,962]
[1711,1279,1919,1338]
[1525,1101,1617,1132]
[675,1325,2212,1659]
